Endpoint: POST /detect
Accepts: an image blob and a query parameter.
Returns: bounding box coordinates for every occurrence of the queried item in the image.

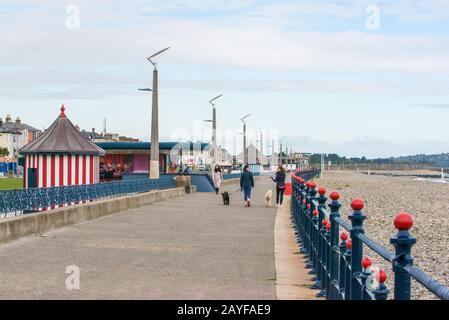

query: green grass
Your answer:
[0,178,23,190]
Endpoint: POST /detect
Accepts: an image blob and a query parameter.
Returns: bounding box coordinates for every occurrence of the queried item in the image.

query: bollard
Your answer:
[316,218,328,297]
[328,191,341,299]
[348,198,366,300]
[306,183,317,270]
[310,209,321,287]
[373,269,389,300]
[390,212,416,300]
[325,222,332,299]
[360,256,373,300]
[343,239,352,300]
[338,232,348,299]
[311,187,326,288]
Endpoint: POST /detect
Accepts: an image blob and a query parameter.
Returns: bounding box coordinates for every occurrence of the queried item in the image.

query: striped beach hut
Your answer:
[19,105,105,189]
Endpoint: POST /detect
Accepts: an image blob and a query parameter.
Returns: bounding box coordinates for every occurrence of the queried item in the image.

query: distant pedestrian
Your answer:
[240,164,254,207]
[271,166,286,208]
[213,165,224,195]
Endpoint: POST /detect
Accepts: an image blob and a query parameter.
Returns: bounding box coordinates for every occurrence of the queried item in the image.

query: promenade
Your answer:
[0,178,278,299]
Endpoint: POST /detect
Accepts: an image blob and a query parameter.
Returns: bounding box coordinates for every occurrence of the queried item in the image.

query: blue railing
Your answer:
[0,176,177,217]
[291,170,449,300]
[223,172,261,180]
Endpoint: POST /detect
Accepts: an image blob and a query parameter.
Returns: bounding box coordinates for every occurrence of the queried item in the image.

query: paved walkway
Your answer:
[0,178,277,299]
[275,196,322,299]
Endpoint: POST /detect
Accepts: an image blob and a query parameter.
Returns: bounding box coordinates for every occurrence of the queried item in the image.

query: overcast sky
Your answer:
[1,0,449,158]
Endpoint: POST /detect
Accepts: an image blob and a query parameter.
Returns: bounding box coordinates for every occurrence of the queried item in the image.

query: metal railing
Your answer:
[0,176,177,217]
[291,170,449,300]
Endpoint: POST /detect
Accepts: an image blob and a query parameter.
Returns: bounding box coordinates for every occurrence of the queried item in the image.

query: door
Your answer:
[27,168,37,188]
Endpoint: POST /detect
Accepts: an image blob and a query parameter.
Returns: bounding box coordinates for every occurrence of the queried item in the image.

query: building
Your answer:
[19,105,105,188]
[0,115,40,161]
[80,128,140,143]
[95,141,211,180]
[236,143,268,165]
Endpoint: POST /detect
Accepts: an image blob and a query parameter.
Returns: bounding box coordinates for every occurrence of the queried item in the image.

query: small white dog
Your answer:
[264,189,273,207]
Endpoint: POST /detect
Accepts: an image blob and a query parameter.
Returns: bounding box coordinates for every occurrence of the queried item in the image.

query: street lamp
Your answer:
[203,119,213,166]
[241,114,251,165]
[146,47,170,179]
[209,94,223,167]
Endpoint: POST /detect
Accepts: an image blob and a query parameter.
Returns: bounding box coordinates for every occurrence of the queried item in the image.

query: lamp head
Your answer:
[209,94,223,106]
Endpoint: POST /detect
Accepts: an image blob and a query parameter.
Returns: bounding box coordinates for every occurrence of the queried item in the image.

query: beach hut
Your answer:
[19,105,105,188]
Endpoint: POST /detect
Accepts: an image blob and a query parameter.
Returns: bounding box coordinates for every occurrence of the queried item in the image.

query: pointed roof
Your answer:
[19,105,105,156]
[236,142,268,164]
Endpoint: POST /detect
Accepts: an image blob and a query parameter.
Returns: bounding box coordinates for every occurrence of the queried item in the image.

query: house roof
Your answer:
[19,105,105,156]
[0,120,40,133]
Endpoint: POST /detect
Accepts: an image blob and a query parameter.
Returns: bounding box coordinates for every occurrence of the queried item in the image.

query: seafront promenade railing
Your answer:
[0,176,176,217]
[291,170,449,300]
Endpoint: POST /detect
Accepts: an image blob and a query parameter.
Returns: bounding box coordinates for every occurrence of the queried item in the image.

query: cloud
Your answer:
[412,103,449,108]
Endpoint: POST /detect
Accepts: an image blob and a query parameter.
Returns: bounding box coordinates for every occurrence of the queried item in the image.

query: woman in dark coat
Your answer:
[240,164,255,207]
[271,166,286,207]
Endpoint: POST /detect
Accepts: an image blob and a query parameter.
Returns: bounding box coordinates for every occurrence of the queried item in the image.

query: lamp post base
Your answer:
[149,160,160,179]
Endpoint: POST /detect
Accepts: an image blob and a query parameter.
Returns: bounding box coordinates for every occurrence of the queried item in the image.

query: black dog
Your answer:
[221,192,230,205]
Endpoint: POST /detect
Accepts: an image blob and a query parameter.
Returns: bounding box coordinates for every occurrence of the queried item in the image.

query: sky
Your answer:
[1,0,449,158]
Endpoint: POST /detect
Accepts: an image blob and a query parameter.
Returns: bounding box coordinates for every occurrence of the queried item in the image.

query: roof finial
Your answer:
[60,104,66,117]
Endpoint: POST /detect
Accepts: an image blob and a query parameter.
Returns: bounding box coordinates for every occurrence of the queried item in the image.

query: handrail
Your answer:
[357,233,394,262]
[404,265,449,300]
[0,176,177,217]
[291,169,449,300]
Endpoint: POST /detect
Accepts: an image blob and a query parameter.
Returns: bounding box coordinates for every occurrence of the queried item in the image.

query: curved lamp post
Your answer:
[241,114,251,165]
[141,47,170,179]
[209,94,223,167]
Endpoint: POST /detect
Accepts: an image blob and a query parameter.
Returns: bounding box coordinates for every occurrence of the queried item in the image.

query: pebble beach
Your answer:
[314,170,449,300]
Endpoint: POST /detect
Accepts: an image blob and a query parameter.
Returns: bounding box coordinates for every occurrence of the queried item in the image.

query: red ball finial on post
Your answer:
[318,187,326,195]
[361,256,373,270]
[309,182,317,189]
[351,198,364,211]
[393,212,413,230]
[60,104,66,117]
[326,223,331,231]
[377,269,387,283]
[330,191,340,201]
[340,232,348,241]
[346,239,352,250]
[313,210,318,216]
[322,219,328,226]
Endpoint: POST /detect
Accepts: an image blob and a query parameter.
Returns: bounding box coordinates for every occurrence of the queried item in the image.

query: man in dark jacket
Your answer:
[240,164,255,207]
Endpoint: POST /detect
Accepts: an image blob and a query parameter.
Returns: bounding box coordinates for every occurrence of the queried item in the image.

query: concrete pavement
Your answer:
[0,177,277,299]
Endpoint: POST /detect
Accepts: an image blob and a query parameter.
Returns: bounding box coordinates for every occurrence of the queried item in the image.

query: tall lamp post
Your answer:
[209,94,223,168]
[241,114,251,165]
[145,47,170,179]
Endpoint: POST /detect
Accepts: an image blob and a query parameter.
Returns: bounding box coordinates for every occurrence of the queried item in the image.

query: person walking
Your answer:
[271,166,286,208]
[212,164,224,195]
[240,164,254,207]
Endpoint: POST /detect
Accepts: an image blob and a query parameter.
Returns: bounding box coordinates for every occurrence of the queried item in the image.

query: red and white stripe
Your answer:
[24,154,100,189]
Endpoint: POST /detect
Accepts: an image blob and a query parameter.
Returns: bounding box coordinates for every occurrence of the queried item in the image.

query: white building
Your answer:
[0,115,40,160]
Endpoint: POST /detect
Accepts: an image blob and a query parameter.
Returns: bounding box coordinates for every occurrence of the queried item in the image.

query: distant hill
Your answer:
[309,153,449,168]
[393,153,449,168]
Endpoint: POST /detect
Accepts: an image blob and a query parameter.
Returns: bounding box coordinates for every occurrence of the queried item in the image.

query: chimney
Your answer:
[15,117,21,124]
[5,114,11,123]
[92,128,95,133]
[76,125,80,131]
[0,118,3,127]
